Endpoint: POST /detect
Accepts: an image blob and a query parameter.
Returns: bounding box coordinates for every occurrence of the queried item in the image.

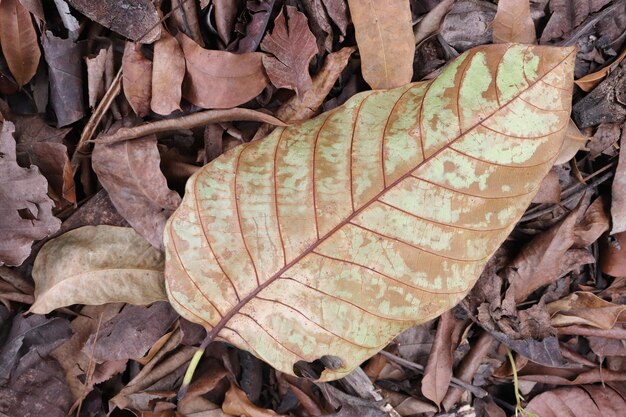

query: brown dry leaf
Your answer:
[151,29,185,116]
[65,0,160,42]
[42,31,84,127]
[440,0,496,52]
[30,225,167,314]
[0,0,40,87]
[413,0,455,46]
[553,119,588,165]
[171,0,204,47]
[122,42,152,117]
[507,197,607,302]
[611,124,626,234]
[347,0,415,89]
[261,6,318,96]
[492,0,536,44]
[575,47,626,92]
[525,385,626,417]
[84,302,178,362]
[178,33,269,109]
[230,0,275,53]
[0,121,60,266]
[85,44,111,108]
[223,384,286,417]
[92,131,181,249]
[589,123,621,159]
[213,0,238,45]
[274,46,355,124]
[299,0,333,53]
[531,167,560,204]
[0,358,72,417]
[16,141,76,207]
[421,311,455,406]
[540,0,611,43]
[602,232,626,277]
[321,0,349,38]
[547,292,626,329]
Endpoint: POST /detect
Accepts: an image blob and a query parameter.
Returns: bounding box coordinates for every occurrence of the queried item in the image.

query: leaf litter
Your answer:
[0,0,625,416]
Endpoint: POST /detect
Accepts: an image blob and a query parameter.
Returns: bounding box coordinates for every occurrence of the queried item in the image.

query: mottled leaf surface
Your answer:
[164,44,575,380]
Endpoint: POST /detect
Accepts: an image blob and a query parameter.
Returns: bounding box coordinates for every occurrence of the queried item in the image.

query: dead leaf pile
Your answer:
[0,0,625,416]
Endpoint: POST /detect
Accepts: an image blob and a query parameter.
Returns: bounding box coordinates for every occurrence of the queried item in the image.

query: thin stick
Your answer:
[379,350,488,399]
[93,108,287,145]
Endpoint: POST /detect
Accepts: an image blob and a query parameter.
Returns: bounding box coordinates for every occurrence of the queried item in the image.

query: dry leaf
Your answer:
[525,385,626,417]
[531,167,560,204]
[540,0,611,43]
[92,131,181,249]
[223,384,286,417]
[30,225,167,314]
[165,44,576,379]
[261,6,318,96]
[122,42,152,117]
[575,47,626,92]
[65,0,160,42]
[0,121,60,266]
[178,33,269,109]
[0,0,40,87]
[441,0,496,52]
[230,0,275,53]
[347,0,415,89]
[553,119,588,165]
[602,232,626,277]
[42,31,84,127]
[85,44,111,108]
[151,29,185,115]
[547,292,626,329]
[213,0,238,45]
[611,125,626,234]
[414,0,455,46]
[492,0,536,44]
[421,311,455,406]
[274,46,355,124]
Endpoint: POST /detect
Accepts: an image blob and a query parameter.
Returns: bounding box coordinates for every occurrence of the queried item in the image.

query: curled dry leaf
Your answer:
[65,0,160,43]
[492,0,536,44]
[151,29,185,116]
[553,119,588,165]
[92,132,181,249]
[547,291,626,329]
[122,42,152,117]
[0,121,60,266]
[0,0,40,87]
[223,384,286,417]
[178,33,269,109]
[525,384,626,417]
[165,44,576,380]
[413,0,455,46]
[575,47,626,92]
[30,225,167,314]
[261,6,318,96]
[347,0,415,89]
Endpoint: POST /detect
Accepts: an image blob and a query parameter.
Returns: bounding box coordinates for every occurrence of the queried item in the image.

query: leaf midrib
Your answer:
[198,47,574,340]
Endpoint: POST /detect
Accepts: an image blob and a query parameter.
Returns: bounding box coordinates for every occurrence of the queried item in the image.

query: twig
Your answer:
[92,108,287,145]
[71,69,122,174]
[378,351,488,399]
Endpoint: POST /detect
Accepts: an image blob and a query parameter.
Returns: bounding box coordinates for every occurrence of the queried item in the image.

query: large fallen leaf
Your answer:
[525,384,626,417]
[92,131,181,249]
[347,0,414,89]
[492,0,536,44]
[0,0,40,87]
[164,44,576,380]
[30,225,167,314]
[178,33,269,109]
[261,6,318,96]
[0,121,60,266]
[151,29,185,115]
